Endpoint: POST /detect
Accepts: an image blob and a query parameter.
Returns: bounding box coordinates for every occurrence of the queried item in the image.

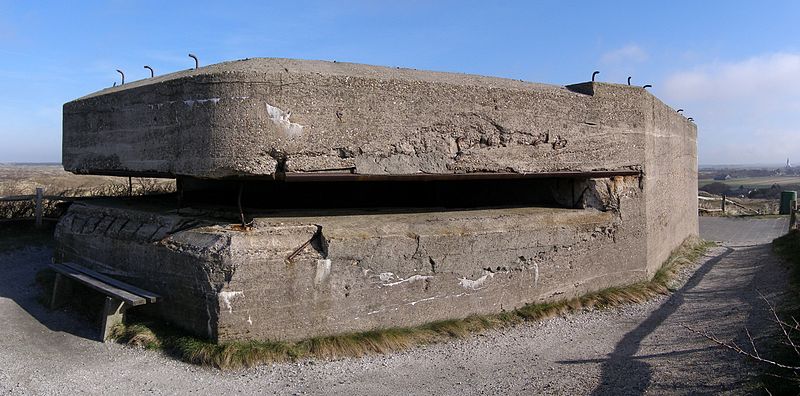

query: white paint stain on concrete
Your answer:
[383,274,433,287]
[315,259,332,284]
[266,103,304,137]
[183,98,220,108]
[247,315,253,325]
[219,291,244,314]
[408,296,436,306]
[533,262,540,286]
[459,271,495,290]
[367,291,469,316]
[378,272,394,282]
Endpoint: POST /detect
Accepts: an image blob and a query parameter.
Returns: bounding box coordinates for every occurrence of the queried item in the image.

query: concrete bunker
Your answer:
[55,58,698,342]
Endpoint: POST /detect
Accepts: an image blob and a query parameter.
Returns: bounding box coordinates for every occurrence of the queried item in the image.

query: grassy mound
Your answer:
[110,236,713,369]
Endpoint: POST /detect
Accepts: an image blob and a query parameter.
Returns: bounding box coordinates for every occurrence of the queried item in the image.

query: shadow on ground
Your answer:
[0,222,98,341]
[559,240,789,394]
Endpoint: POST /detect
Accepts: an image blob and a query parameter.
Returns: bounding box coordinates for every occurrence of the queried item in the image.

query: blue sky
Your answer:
[1,1,799,165]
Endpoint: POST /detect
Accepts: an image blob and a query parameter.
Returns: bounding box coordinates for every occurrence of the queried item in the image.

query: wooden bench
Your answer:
[49,262,160,341]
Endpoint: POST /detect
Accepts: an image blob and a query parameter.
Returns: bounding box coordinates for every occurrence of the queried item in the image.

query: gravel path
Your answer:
[0,217,791,395]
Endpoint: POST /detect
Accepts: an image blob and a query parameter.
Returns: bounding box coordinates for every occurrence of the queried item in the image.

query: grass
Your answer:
[765,230,800,393]
[109,236,714,370]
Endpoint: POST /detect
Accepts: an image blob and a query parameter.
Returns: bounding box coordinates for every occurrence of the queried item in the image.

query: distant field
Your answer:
[0,164,174,196]
[698,176,800,188]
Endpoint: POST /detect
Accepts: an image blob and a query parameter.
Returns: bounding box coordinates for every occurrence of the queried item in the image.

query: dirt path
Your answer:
[0,217,790,395]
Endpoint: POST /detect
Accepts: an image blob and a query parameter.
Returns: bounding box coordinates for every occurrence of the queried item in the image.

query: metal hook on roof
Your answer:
[144,65,154,78]
[592,71,600,82]
[188,53,199,69]
[642,84,652,89]
[116,69,125,85]
[688,117,694,122]
[627,76,632,85]
[677,109,684,113]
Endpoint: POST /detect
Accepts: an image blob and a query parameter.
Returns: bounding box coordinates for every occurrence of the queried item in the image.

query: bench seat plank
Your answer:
[49,263,146,306]
[61,262,160,303]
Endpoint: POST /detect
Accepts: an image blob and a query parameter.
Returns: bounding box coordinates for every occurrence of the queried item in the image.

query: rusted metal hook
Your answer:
[116,69,125,85]
[188,53,199,69]
[144,65,154,78]
[592,71,600,82]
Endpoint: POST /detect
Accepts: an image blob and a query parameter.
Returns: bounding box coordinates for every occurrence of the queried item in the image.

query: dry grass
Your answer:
[110,236,714,370]
[765,230,800,392]
[0,164,174,220]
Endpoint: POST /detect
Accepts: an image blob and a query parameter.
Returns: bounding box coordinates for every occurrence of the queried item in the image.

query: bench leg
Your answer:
[50,273,73,310]
[100,297,126,342]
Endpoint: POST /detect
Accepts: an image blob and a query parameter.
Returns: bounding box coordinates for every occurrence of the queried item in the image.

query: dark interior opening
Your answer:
[178,176,588,211]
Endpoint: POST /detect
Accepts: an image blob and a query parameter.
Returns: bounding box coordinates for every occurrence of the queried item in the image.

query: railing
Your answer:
[698,194,760,215]
[0,187,79,227]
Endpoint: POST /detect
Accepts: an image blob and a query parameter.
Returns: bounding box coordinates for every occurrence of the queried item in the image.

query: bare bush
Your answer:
[0,165,175,220]
[683,291,800,390]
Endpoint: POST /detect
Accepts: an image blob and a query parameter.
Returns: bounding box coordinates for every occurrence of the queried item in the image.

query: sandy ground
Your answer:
[0,217,791,395]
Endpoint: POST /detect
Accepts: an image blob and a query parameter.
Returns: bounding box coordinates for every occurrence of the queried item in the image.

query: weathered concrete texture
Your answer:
[55,176,646,342]
[643,95,699,275]
[60,58,688,178]
[57,58,698,342]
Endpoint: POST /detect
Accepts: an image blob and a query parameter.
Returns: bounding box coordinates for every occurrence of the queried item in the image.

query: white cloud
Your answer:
[662,52,800,165]
[600,44,648,64]
[663,53,800,103]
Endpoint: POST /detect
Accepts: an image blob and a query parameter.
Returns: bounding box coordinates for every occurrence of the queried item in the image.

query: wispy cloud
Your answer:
[601,44,648,64]
[663,52,800,164]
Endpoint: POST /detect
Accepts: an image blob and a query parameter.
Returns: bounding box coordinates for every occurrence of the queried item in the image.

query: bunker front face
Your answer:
[56,58,698,342]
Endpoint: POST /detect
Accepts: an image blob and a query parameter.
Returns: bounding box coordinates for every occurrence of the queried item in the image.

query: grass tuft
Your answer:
[110,236,713,369]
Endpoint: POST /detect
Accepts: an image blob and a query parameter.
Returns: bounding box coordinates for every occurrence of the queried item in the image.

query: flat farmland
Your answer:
[698,176,800,188]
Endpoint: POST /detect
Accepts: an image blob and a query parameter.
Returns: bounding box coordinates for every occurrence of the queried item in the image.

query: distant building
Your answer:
[713,174,732,181]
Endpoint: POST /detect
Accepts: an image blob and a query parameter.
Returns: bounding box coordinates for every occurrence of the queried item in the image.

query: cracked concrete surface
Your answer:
[54,194,646,342]
[62,58,691,178]
[0,217,789,394]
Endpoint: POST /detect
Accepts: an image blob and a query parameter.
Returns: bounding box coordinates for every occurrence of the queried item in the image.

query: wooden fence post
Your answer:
[721,194,726,214]
[34,187,43,228]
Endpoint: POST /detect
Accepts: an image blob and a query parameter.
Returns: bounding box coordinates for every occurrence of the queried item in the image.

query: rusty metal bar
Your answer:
[62,169,641,183]
[277,170,641,183]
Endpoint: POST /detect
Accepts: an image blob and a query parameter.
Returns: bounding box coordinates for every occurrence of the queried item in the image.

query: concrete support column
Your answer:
[101,297,126,342]
[49,273,73,309]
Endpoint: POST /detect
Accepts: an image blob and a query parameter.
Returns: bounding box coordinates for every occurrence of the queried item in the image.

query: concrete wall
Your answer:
[641,88,699,274]
[55,177,646,342]
[63,59,649,178]
[56,59,699,342]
